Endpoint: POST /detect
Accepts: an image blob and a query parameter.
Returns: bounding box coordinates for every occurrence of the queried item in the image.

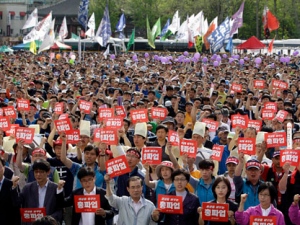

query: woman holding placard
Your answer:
[235,182,285,225]
[198,176,238,225]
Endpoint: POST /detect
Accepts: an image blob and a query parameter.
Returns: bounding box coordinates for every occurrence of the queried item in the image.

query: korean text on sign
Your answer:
[142,147,162,165]
[3,106,16,118]
[94,128,118,145]
[54,102,63,115]
[203,119,218,132]
[65,129,80,144]
[98,108,114,121]
[0,116,10,131]
[17,99,30,111]
[237,138,256,155]
[249,215,276,225]
[253,80,265,89]
[261,109,275,120]
[202,202,229,222]
[280,150,300,167]
[151,107,168,120]
[79,100,93,114]
[130,109,148,123]
[211,145,224,162]
[74,195,100,213]
[105,117,123,129]
[168,130,179,146]
[15,127,35,144]
[157,194,183,214]
[105,155,131,178]
[180,139,197,158]
[20,208,46,222]
[231,114,248,129]
[247,120,262,132]
[54,119,72,132]
[265,132,286,148]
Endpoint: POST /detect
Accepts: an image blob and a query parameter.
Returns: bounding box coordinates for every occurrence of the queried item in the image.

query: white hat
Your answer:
[134,122,147,138]
[256,132,267,144]
[80,120,90,137]
[192,122,206,137]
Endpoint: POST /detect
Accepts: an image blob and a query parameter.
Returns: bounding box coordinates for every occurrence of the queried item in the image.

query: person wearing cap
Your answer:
[57,167,114,225]
[145,161,175,204]
[16,141,60,184]
[11,159,63,223]
[105,175,159,225]
[153,169,200,225]
[161,116,176,131]
[235,182,285,225]
[0,157,21,225]
[234,154,264,210]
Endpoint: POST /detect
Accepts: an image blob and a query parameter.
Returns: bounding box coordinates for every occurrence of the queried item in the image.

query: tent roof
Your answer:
[51,41,71,50]
[236,36,266,49]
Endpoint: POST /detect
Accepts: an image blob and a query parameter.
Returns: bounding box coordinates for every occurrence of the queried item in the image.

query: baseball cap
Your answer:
[246,159,261,170]
[272,151,280,158]
[226,156,239,165]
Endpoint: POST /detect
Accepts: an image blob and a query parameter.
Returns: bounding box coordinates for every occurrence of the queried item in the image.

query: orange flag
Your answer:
[268,38,275,53]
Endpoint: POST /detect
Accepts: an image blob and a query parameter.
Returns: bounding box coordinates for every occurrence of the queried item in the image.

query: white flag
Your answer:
[168,11,180,34]
[39,18,55,53]
[59,16,68,40]
[85,13,95,38]
[176,19,188,41]
[23,11,52,44]
[22,8,38,30]
[103,44,110,59]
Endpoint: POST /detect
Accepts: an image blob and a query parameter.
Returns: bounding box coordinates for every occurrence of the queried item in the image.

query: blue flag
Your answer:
[160,19,170,39]
[207,17,230,53]
[116,13,126,32]
[78,0,90,29]
[96,5,112,47]
[225,37,233,54]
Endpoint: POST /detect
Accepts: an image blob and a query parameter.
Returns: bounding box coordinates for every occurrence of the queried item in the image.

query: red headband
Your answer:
[126,150,141,159]
[32,148,46,156]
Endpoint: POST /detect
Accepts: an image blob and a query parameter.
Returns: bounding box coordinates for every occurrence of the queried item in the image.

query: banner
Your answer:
[74,195,100,213]
[106,155,131,178]
[274,110,288,122]
[54,118,72,132]
[207,17,230,53]
[79,100,93,114]
[54,102,63,115]
[78,0,90,28]
[94,128,118,145]
[253,80,265,89]
[142,147,162,164]
[261,109,275,120]
[264,102,277,112]
[231,83,242,93]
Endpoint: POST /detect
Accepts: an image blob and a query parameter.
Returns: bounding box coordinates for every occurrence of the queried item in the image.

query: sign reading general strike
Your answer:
[211,145,224,162]
[247,120,262,132]
[74,195,100,213]
[180,139,197,158]
[253,80,265,89]
[203,119,219,132]
[79,100,93,114]
[237,138,256,155]
[105,117,123,129]
[157,195,183,214]
[151,107,168,120]
[54,118,72,132]
[265,132,286,148]
[0,116,10,131]
[93,128,118,145]
[168,130,180,146]
[130,109,148,123]
[106,155,131,178]
[20,208,46,222]
[54,102,63,115]
[15,127,35,144]
[65,129,80,144]
[201,202,229,222]
[3,106,16,118]
[98,108,114,121]
[249,215,276,225]
[142,147,162,165]
[280,150,300,167]
[17,99,30,111]
[231,114,248,129]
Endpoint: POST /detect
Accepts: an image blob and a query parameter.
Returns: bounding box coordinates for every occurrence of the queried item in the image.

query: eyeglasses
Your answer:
[81,178,94,183]
[174,178,187,182]
[126,154,139,159]
[259,193,270,198]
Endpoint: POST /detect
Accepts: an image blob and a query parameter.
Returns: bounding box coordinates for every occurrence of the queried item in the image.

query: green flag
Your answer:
[152,18,161,42]
[147,16,155,49]
[126,28,135,52]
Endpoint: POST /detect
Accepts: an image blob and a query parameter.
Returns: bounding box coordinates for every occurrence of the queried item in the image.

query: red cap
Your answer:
[226,156,239,165]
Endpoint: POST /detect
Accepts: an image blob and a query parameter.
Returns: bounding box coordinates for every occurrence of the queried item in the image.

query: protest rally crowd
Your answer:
[1,49,300,225]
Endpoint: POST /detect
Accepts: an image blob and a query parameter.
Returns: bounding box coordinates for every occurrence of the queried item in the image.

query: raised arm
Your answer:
[59,133,73,169]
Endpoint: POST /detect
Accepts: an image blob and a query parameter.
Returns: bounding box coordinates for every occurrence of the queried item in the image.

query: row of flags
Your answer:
[22,1,280,55]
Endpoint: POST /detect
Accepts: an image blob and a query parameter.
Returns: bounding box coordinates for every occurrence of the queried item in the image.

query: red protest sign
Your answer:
[17,99,30,111]
[249,216,276,225]
[3,106,16,119]
[54,118,72,132]
[59,113,69,120]
[231,83,242,93]
[264,102,277,112]
[106,155,131,178]
[274,110,288,122]
[280,150,300,167]
[265,132,286,148]
[15,127,35,144]
[253,80,265,89]
[168,130,180,146]
[115,106,126,118]
[5,124,19,136]
[211,145,224,162]
[54,102,64,115]
[247,120,262,132]
[180,139,197,158]
[142,147,162,164]
[94,128,118,145]
[157,194,183,214]
[203,119,219,132]
[278,81,288,89]
[98,108,114,121]
[74,195,100,213]
[202,202,229,222]
[231,114,248,129]
[105,117,124,129]
[65,129,80,144]
[261,109,275,120]
[20,208,46,222]
[151,107,168,120]
[130,109,148,124]
[79,100,93,114]
[237,138,256,155]
[0,116,10,131]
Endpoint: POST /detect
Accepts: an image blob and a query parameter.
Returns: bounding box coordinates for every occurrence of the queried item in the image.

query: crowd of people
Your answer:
[0,49,300,225]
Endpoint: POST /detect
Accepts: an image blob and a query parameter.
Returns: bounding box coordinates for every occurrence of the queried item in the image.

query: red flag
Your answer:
[263,6,279,38]
[268,38,275,53]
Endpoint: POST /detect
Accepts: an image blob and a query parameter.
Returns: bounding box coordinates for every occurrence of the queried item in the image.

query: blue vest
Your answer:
[75,164,104,189]
[242,179,262,210]
[27,165,55,183]
[196,177,215,206]
[155,179,175,202]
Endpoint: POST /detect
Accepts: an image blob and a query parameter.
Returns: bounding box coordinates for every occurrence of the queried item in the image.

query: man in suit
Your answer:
[11,159,63,224]
[0,157,20,225]
[57,167,114,225]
